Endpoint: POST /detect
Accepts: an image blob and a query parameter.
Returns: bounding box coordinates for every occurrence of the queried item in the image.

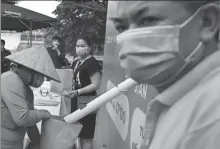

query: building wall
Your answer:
[1,30,45,53]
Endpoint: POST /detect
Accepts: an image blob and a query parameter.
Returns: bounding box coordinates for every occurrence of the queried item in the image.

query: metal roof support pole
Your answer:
[16,17,32,47]
[29,19,32,48]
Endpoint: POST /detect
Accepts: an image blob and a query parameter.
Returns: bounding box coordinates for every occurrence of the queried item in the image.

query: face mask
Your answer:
[29,73,44,88]
[76,47,89,57]
[116,7,204,86]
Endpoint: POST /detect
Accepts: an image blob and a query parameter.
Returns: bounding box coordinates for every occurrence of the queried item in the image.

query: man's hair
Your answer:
[180,1,219,41]
[1,39,5,45]
[52,36,62,42]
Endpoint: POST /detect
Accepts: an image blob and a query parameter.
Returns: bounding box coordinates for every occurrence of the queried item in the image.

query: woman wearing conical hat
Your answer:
[1,46,61,149]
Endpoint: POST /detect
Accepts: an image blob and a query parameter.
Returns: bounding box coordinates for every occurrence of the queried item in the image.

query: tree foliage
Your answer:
[45,0,108,56]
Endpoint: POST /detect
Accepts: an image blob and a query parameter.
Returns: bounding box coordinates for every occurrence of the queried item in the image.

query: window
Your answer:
[36,35,44,41]
[20,34,28,41]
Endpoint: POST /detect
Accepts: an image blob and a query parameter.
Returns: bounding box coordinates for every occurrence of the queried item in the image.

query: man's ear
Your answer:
[200,3,220,42]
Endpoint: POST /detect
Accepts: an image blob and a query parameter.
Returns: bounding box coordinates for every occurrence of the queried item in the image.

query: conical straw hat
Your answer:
[5,45,61,82]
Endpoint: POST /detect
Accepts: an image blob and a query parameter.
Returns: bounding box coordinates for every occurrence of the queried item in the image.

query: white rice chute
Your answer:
[64,78,138,123]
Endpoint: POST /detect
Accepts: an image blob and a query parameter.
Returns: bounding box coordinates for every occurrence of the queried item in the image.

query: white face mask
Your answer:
[116,7,204,86]
[76,47,89,57]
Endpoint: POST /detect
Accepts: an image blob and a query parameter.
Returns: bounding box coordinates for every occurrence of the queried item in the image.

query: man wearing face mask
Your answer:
[47,36,70,69]
[1,46,61,149]
[111,1,220,149]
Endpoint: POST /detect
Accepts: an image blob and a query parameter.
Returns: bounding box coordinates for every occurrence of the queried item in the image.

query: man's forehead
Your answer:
[115,1,187,19]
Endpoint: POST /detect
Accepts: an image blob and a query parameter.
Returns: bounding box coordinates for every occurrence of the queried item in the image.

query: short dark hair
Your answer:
[52,36,62,42]
[1,39,5,45]
[77,36,92,47]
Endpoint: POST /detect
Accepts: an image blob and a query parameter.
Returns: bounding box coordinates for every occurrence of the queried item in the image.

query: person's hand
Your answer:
[40,110,51,119]
[62,89,78,98]
[62,89,70,97]
[68,90,78,98]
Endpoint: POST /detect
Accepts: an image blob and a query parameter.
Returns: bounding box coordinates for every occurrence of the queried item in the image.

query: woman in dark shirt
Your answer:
[47,36,70,68]
[63,36,102,149]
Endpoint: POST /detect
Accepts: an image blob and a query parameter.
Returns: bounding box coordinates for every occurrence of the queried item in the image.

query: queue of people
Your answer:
[1,35,102,149]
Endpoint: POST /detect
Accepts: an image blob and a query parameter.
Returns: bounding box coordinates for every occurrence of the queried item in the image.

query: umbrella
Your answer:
[1,2,57,47]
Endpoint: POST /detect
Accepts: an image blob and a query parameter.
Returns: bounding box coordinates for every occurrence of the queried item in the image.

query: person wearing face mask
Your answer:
[47,36,70,69]
[63,36,102,149]
[111,1,220,149]
[1,46,61,149]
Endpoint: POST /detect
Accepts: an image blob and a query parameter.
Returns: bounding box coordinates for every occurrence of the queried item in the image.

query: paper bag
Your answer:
[40,118,82,149]
[50,69,73,95]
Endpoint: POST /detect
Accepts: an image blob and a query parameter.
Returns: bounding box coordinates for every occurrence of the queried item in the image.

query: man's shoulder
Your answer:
[185,67,220,133]
[2,49,11,55]
[5,49,11,54]
[196,66,220,102]
[46,47,54,55]
[47,47,52,51]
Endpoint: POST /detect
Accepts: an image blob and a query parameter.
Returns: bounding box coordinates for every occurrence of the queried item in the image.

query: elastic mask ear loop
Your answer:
[180,5,204,28]
[154,42,204,87]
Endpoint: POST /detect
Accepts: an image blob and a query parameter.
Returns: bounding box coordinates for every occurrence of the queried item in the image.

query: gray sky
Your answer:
[16,1,60,18]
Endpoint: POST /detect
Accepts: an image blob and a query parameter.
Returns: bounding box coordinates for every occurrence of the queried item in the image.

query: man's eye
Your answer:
[138,16,161,27]
[115,25,128,34]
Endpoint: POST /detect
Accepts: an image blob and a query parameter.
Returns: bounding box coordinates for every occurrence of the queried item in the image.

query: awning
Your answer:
[1,3,56,31]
